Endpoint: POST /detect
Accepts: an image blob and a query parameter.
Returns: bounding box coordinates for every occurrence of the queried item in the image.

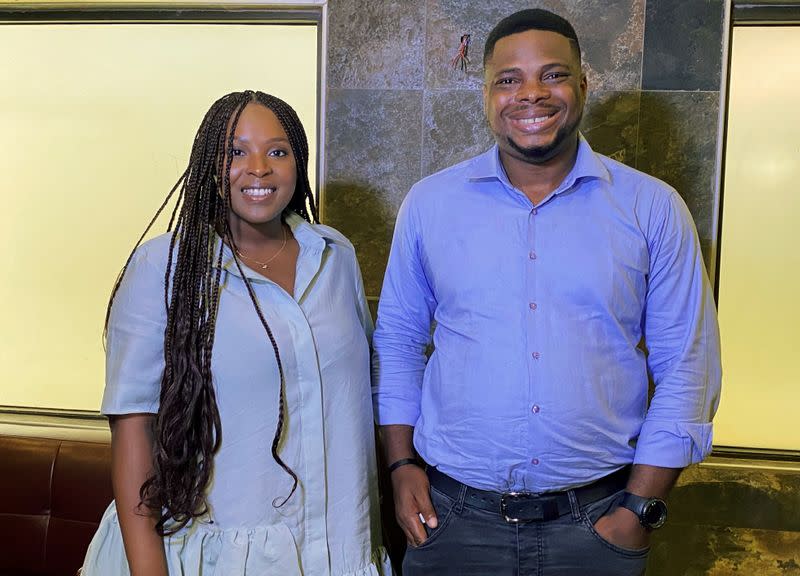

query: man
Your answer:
[371,8,721,576]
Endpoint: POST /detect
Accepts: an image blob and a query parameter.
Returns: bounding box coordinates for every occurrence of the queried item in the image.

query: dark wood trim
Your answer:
[733,1,800,24]
[713,7,735,303]
[0,405,106,421]
[0,4,322,24]
[712,445,800,462]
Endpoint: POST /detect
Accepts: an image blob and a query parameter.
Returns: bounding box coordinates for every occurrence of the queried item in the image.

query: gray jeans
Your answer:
[403,483,649,576]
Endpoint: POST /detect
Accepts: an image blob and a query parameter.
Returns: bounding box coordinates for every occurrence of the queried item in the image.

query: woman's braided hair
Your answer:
[105,90,317,535]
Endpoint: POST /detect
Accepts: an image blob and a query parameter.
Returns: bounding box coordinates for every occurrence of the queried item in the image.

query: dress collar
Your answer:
[214,211,331,282]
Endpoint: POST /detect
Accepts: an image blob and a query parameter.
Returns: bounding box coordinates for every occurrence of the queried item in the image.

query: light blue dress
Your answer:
[82,212,391,575]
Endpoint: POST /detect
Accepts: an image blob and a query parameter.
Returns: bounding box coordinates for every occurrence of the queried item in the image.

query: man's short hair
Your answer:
[483,9,581,66]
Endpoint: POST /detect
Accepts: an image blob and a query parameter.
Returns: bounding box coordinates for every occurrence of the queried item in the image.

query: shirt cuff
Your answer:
[372,394,420,427]
[633,419,714,468]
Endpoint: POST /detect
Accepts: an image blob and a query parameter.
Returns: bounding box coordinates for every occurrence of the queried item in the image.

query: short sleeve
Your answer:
[101,244,168,415]
[353,252,374,344]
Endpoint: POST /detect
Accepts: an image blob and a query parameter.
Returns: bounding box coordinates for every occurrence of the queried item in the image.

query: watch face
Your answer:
[642,499,668,529]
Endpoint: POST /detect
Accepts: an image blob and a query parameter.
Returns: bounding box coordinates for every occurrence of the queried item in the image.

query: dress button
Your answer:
[529,302,537,311]
[531,352,541,360]
[531,405,540,414]
[531,458,540,465]
[529,251,537,260]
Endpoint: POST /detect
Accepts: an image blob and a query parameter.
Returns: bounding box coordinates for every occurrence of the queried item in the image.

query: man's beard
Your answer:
[505,115,582,164]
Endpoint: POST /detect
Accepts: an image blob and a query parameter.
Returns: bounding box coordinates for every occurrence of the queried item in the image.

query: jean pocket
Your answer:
[579,489,650,558]
[413,486,459,550]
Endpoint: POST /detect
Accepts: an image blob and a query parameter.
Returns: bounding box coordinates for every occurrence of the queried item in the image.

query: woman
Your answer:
[82,91,391,575]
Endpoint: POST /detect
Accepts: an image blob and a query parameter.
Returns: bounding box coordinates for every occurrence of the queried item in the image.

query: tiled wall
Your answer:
[322,1,800,574]
[323,0,722,295]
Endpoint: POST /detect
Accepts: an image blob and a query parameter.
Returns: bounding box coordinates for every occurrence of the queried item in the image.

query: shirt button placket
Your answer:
[527,203,540,478]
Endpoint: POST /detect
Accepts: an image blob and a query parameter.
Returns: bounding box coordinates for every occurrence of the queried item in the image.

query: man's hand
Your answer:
[593,506,650,551]
[391,464,438,547]
[592,462,680,550]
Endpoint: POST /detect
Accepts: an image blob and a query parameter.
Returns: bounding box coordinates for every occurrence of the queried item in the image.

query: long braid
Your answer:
[103,166,189,337]
[150,97,243,531]
[221,93,300,504]
[105,91,316,536]
[222,214,299,505]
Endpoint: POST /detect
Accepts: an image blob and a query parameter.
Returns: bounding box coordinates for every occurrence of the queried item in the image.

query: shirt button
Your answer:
[531,458,540,465]
[531,352,541,360]
[529,302,537,311]
[531,404,540,414]
[532,208,538,215]
[528,251,537,260]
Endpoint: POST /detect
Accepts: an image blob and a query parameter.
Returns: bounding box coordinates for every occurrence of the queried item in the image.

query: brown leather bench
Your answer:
[0,427,402,574]
[0,433,112,576]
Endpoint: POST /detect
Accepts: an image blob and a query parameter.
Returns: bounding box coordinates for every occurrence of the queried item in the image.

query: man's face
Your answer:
[483,29,587,165]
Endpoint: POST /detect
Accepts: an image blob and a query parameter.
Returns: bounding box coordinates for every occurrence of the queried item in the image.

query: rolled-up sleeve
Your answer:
[635,190,722,468]
[101,246,167,415]
[371,190,437,426]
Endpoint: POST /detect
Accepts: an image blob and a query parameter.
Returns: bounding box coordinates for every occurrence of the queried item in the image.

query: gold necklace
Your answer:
[234,226,288,270]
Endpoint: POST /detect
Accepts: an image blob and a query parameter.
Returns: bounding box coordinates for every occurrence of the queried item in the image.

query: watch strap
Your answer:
[619,491,667,529]
[619,492,648,516]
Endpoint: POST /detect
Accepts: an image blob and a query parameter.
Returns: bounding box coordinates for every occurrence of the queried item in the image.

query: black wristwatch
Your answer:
[618,492,668,530]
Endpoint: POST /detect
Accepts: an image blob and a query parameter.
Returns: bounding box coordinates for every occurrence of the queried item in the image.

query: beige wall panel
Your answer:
[715,26,800,450]
[0,23,318,410]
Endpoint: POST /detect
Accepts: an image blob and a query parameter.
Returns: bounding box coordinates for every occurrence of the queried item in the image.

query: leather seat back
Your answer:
[0,436,112,576]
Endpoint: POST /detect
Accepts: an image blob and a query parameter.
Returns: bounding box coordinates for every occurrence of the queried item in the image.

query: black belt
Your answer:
[427,465,630,523]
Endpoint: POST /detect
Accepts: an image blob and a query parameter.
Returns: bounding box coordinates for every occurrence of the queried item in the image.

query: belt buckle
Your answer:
[500,492,530,523]
[500,492,559,523]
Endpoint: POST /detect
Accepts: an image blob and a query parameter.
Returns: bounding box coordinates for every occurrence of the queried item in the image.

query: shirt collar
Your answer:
[466,134,611,194]
[214,211,331,282]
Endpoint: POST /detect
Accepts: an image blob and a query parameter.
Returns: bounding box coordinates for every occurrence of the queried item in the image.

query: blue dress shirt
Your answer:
[372,137,722,493]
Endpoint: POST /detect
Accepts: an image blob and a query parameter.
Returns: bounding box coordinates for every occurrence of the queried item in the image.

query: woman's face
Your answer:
[224,102,297,234]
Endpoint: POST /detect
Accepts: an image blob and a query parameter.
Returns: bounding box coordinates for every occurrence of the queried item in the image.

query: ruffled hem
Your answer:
[353,548,393,576]
[82,502,393,575]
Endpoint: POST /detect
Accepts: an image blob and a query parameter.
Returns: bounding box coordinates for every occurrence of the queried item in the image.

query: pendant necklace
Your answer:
[234,225,288,270]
